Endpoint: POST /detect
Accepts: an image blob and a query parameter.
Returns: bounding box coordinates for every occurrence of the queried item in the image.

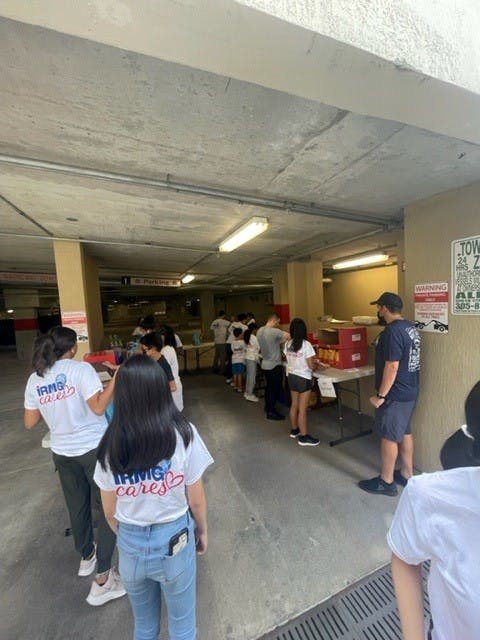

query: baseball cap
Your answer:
[370,292,403,309]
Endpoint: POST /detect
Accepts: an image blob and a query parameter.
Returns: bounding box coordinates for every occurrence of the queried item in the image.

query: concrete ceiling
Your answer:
[1,15,480,304]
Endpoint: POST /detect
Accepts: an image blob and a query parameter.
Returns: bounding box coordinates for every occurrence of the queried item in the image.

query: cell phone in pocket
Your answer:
[168,527,189,556]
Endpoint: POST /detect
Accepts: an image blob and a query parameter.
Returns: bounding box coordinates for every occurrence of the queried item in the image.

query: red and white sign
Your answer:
[414,283,449,333]
[61,311,89,342]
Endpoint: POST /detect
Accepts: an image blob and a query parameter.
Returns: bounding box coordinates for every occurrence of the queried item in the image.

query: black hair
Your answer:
[97,355,192,475]
[233,327,243,338]
[243,324,258,345]
[219,310,225,317]
[139,315,155,331]
[237,313,247,322]
[140,331,163,352]
[32,326,77,376]
[162,325,177,348]
[288,317,307,353]
[440,380,480,469]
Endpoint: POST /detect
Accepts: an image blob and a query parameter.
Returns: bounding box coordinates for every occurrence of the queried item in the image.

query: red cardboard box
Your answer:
[316,326,367,349]
[84,350,117,366]
[317,345,367,369]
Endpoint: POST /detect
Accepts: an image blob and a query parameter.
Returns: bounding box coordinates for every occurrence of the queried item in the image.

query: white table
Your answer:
[182,342,215,372]
[314,365,375,446]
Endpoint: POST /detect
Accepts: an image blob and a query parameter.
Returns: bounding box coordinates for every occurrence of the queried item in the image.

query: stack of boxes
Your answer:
[316,326,367,369]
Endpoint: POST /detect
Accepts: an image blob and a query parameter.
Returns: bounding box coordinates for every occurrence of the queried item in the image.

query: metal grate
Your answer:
[258,563,430,640]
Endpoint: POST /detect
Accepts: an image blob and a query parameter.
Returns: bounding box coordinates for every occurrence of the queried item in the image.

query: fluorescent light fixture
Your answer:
[181,274,195,284]
[7,309,14,313]
[332,253,389,270]
[219,217,269,252]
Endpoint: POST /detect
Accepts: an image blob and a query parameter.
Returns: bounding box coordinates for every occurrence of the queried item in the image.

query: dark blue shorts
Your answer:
[288,373,313,393]
[232,363,246,374]
[375,399,416,442]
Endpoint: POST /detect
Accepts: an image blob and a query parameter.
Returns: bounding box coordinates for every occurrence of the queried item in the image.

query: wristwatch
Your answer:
[376,392,386,399]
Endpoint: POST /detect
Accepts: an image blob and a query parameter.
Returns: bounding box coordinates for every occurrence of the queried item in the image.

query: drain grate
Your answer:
[258,563,430,640]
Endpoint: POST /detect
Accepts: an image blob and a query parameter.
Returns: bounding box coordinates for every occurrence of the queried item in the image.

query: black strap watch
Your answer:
[376,392,386,399]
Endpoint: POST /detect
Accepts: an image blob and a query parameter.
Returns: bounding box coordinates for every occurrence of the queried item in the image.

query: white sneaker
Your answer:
[78,543,97,576]
[244,393,259,402]
[86,568,126,606]
[41,433,51,448]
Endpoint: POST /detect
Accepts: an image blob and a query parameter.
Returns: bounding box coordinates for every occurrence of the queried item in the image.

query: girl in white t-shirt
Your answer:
[243,324,260,402]
[284,318,322,447]
[161,327,184,411]
[94,355,213,640]
[23,327,125,607]
[388,381,480,640]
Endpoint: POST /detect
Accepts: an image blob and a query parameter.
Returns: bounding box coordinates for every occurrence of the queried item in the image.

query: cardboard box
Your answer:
[316,326,367,349]
[84,350,117,365]
[317,345,367,369]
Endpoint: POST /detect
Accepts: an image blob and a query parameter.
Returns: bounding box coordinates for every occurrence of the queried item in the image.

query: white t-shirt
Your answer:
[24,359,108,457]
[387,467,480,640]
[231,339,246,364]
[284,339,316,379]
[94,424,214,527]
[161,344,183,411]
[245,334,260,361]
[210,317,230,344]
[174,334,183,349]
[227,322,248,344]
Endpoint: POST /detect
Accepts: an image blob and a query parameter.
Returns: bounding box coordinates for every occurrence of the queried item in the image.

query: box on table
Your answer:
[317,345,367,369]
[84,350,117,366]
[316,326,367,349]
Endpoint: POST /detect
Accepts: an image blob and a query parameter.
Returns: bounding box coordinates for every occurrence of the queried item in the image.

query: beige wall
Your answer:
[323,264,398,320]
[405,181,480,471]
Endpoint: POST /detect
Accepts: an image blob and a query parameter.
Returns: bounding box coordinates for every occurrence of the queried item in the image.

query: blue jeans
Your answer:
[118,512,196,640]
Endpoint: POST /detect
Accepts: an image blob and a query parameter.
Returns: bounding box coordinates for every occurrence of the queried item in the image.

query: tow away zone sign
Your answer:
[452,235,480,315]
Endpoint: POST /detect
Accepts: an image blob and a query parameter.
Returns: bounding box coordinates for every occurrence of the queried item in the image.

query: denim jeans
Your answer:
[245,359,257,395]
[118,511,196,640]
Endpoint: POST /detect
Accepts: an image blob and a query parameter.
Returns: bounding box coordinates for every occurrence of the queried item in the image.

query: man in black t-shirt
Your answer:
[358,292,420,496]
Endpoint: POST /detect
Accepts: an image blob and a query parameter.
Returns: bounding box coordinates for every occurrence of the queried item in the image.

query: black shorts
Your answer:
[288,374,313,393]
[375,399,416,442]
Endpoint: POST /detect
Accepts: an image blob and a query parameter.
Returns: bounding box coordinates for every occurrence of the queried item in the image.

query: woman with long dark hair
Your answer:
[94,355,213,640]
[23,326,126,606]
[284,318,321,446]
[160,326,184,411]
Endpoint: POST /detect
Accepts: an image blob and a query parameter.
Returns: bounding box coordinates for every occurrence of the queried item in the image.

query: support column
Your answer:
[199,290,215,339]
[3,289,39,360]
[272,266,289,328]
[53,241,103,359]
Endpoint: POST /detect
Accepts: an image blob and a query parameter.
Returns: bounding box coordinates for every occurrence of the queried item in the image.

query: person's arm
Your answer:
[186,479,208,555]
[370,360,399,408]
[86,369,117,416]
[391,553,425,640]
[24,408,42,429]
[100,489,118,534]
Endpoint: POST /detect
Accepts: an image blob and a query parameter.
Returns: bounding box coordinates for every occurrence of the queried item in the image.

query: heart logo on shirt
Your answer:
[164,470,184,489]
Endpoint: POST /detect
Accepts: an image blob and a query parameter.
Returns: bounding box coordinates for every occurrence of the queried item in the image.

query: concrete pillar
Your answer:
[3,289,40,360]
[272,266,289,328]
[284,260,324,333]
[53,240,103,359]
[199,291,215,339]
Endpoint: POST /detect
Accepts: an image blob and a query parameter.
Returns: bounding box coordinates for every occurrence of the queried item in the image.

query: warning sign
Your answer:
[414,283,448,333]
[452,235,480,315]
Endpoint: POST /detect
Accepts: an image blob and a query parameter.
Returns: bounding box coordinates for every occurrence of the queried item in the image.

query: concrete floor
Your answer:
[1,352,401,640]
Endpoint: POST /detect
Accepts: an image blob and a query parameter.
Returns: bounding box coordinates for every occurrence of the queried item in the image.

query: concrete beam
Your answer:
[1,0,480,144]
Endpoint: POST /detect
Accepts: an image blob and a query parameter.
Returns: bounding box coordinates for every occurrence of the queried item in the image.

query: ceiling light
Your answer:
[219,217,269,252]
[332,253,389,270]
[181,274,195,284]
[7,309,14,313]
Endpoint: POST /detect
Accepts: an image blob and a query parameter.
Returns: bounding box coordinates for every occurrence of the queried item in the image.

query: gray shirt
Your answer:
[257,326,285,370]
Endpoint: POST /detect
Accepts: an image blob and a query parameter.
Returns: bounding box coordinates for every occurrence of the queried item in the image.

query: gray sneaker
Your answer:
[86,568,126,606]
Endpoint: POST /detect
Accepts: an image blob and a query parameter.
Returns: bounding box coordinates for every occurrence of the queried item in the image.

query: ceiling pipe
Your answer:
[0,154,395,227]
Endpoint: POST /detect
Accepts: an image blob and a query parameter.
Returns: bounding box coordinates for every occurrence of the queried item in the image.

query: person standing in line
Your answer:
[23,327,126,606]
[231,327,246,393]
[284,318,325,446]
[161,328,184,412]
[95,355,213,640]
[225,313,248,385]
[256,312,290,421]
[358,292,421,496]
[243,324,260,403]
[387,381,480,640]
[246,311,256,327]
[209,310,230,375]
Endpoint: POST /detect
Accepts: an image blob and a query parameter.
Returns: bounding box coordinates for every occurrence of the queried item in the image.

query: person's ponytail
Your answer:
[32,335,57,377]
